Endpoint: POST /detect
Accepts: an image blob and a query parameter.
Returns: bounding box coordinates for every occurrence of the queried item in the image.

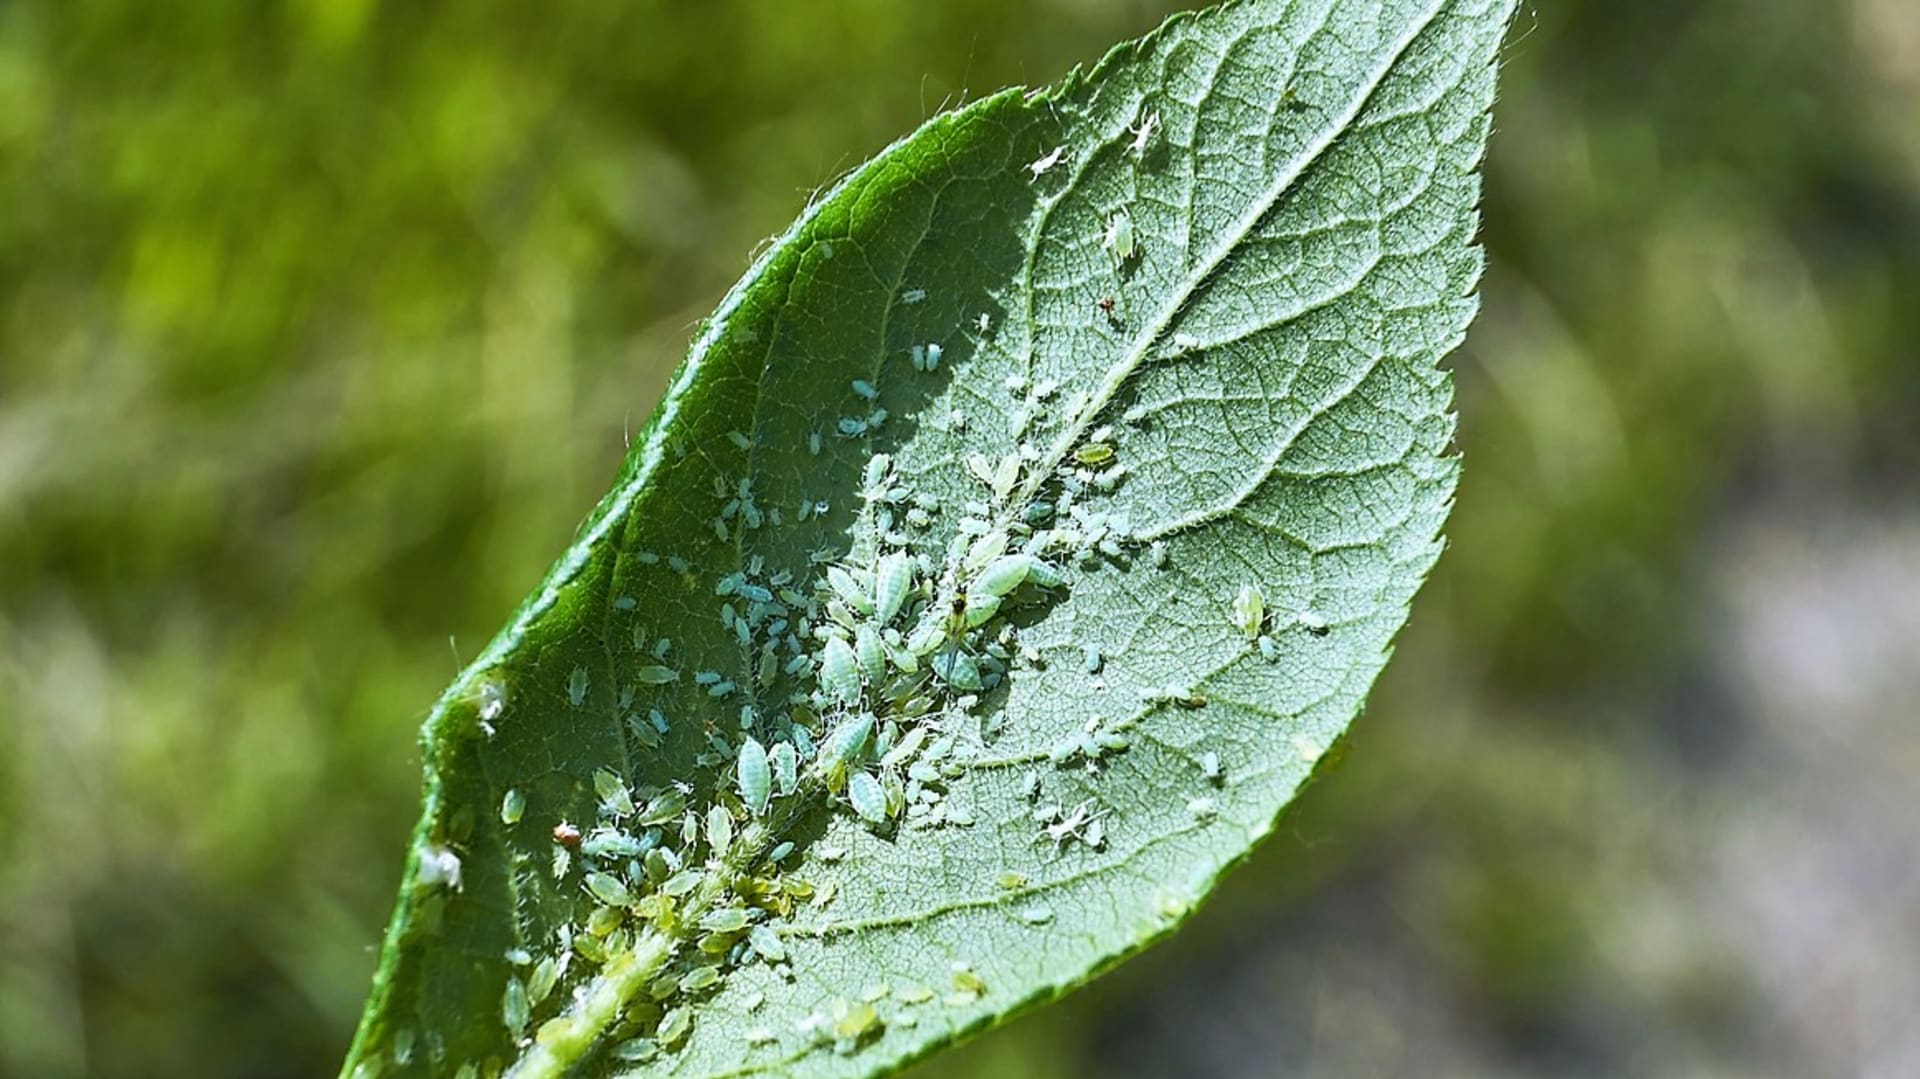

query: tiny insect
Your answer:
[737,737,772,815]
[771,741,799,795]
[1232,583,1266,639]
[707,803,734,857]
[853,624,887,683]
[500,788,526,825]
[1102,212,1136,264]
[975,312,992,334]
[851,379,879,401]
[1028,145,1065,178]
[552,821,582,847]
[1097,296,1117,315]
[567,665,589,707]
[872,551,913,625]
[901,287,927,304]
[749,924,787,962]
[848,770,888,824]
[1127,110,1160,158]
[503,976,531,1035]
[821,635,863,704]
[1200,751,1223,784]
[1298,609,1330,635]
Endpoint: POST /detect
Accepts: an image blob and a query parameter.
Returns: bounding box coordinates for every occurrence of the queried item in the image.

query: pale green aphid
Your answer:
[1232,583,1265,639]
[770,741,799,796]
[502,975,530,1036]
[632,664,679,685]
[593,769,634,818]
[854,623,887,681]
[499,788,525,825]
[820,712,874,775]
[737,737,771,816]
[700,907,750,933]
[749,924,786,963]
[1102,211,1136,264]
[847,770,887,824]
[680,966,720,993]
[567,665,589,707]
[821,635,862,703]
[827,566,873,615]
[584,871,634,908]
[707,803,734,857]
[872,551,913,625]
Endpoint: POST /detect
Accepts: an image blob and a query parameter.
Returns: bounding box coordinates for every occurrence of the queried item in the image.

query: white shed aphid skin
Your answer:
[1187,796,1218,819]
[1200,751,1223,784]
[901,287,927,305]
[975,312,992,334]
[476,678,507,723]
[416,844,463,891]
[1232,583,1266,640]
[924,342,943,371]
[1297,609,1330,635]
[1028,145,1066,178]
[500,788,525,825]
[737,737,772,816]
[1126,109,1160,159]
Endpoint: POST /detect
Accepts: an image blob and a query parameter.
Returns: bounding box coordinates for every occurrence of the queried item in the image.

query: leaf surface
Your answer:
[345,0,1514,1074]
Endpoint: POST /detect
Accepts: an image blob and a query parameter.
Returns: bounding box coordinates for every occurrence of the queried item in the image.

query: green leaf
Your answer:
[343,0,1514,1075]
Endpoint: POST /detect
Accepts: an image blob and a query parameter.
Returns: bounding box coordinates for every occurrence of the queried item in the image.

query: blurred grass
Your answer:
[3,1,1919,1077]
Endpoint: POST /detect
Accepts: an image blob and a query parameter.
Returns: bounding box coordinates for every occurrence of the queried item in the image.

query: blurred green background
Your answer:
[4,1,1918,1076]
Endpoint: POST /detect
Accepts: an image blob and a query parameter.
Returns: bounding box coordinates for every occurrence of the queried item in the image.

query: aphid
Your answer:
[701,906,750,933]
[657,1005,693,1048]
[585,871,634,907]
[771,741,799,795]
[1200,751,1223,784]
[851,379,879,402]
[748,924,787,962]
[1097,295,1117,315]
[975,312,992,334]
[1127,110,1160,158]
[503,975,531,1035]
[594,769,635,818]
[1149,540,1169,569]
[901,287,927,305]
[1298,609,1330,635]
[1102,212,1136,264]
[872,551,913,625]
[1187,796,1218,819]
[1258,634,1278,662]
[737,737,772,815]
[1028,145,1065,178]
[707,804,734,857]
[854,624,887,682]
[924,342,944,371]
[633,664,678,685]
[500,788,526,825]
[820,636,862,704]
[826,566,873,615]
[809,430,823,456]
[567,665,589,707]
[1232,583,1266,639]
[848,770,888,824]
[996,870,1028,890]
[680,967,720,994]
[1082,645,1103,674]
[1172,331,1200,351]
[1074,442,1115,466]
[552,821,582,847]
[1018,905,1055,925]
[820,712,875,773]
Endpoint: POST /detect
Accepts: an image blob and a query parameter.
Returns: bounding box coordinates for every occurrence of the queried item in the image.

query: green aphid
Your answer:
[707,804,734,858]
[632,665,679,685]
[594,769,634,818]
[847,770,888,824]
[584,872,634,908]
[499,788,525,825]
[821,635,862,704]
[872,551,914,626]
[1102,211,1136,264]
[820,712,874,774]
[737,737,771,816]
[1231,583,1265,639]
[699,907,749,933]
[770,741,799,796]
[749,925,787,962]
[854,624,887,682]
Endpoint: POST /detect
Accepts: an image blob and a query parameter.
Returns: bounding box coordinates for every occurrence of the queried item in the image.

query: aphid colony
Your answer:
[465,102,1269,1061]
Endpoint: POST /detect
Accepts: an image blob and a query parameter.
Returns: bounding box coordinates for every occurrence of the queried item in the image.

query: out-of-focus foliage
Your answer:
[2,1,1917,1077]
